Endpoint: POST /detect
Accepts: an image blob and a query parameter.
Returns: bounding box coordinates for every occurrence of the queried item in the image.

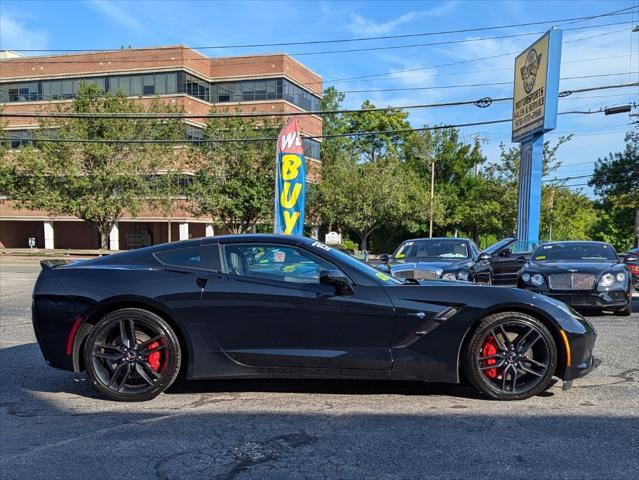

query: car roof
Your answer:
[538,241,612,246]
[211,234,315,245]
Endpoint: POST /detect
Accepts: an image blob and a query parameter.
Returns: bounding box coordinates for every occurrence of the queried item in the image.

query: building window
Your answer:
[303,138,321,160]
[0,72,320,111]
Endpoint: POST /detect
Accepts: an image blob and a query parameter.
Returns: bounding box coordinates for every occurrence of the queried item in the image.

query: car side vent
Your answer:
[394,306,460,348]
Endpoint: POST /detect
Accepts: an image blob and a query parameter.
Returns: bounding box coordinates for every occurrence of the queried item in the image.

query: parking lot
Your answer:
[0,260,637,480]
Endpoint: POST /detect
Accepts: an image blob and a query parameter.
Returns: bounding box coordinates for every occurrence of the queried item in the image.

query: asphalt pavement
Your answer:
[1,260,637,480]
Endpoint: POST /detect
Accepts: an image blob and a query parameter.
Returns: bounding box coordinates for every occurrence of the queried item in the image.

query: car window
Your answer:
[509,240,539,254]
[222,244,337,284]
[153,245,221,271]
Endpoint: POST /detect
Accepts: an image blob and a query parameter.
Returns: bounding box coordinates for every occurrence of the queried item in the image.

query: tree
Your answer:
[188,111,280,234]
[589,128,639,249]
[7,82,185,248]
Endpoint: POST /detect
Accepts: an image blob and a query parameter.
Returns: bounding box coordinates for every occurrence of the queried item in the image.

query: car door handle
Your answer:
[407,311,426,319]
[517,257,526,263]
[196,277,208,289]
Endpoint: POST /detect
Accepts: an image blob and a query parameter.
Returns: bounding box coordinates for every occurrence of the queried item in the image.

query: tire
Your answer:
[83,308,181,402]
[616,302,632,317]
[462,312,557,401]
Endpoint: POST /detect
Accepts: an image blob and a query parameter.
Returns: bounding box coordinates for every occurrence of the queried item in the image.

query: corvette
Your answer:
[32,234,598,402]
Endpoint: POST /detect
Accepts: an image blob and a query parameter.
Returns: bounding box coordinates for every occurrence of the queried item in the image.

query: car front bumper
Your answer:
[521,287,630,310]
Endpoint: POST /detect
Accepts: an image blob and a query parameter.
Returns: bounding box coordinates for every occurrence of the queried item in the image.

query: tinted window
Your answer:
[393,239,470,259]
[532,243,617,262]
[154,245,220,271]
[222,244,336,284]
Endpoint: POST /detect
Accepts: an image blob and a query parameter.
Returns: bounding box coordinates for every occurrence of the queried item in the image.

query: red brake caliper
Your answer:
[481,336,498,379]
[147,341,162,372]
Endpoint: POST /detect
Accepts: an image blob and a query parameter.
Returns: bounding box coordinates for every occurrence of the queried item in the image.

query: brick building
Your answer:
[0,45,322,250]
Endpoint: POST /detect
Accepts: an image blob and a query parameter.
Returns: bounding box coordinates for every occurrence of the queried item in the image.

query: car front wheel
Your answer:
[84,308,181,401]
[463,312,557,400]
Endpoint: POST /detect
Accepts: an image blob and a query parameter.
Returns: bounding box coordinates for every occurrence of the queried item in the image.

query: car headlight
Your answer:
[616,272,626,282]
[600,273,615,287]
[531,273,544,286]
[442,273,456,281]
[521,273,531,283]
[456,270,469,281]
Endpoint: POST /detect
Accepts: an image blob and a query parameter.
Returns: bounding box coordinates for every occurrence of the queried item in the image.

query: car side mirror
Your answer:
[625,255,638,263]
[319,270,354,295]
[379,254,390,265]
[499,248,512,257]
[478,252,491,262]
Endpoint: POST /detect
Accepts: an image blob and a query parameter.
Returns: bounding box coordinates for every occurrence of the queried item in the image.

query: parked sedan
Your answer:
[479,237,539,286]
[377,237,492,284]
[33,234,598,402]
[518,241,632,316]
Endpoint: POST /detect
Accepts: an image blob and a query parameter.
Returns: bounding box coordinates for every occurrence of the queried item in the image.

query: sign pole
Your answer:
[516,133,544,243]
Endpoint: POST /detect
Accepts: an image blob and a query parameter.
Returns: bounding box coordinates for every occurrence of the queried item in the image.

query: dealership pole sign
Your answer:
[274,118,306,236]
[512,28,562,244]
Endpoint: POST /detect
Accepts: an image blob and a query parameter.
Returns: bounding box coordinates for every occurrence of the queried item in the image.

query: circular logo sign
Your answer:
[520,48,543,94]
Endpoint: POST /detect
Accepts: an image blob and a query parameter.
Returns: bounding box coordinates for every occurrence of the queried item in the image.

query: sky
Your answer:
[1,0,638,197]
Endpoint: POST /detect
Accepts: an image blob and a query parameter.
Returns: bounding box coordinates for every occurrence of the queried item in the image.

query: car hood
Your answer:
[527,261,619,274]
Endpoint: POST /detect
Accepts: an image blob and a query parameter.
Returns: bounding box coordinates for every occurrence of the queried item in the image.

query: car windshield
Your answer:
[393,239,469,259]
[308,241,403,285]
[532,243,618,262]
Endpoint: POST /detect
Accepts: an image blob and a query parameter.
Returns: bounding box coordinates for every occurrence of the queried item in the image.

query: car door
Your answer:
[200,242,395,372]
[491,241,532,285]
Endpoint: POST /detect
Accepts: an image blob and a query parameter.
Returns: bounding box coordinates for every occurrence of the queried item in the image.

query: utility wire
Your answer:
[5,6,636,53]
[0,109,628,145]
[2,82,636,120]
[0,20,632,65]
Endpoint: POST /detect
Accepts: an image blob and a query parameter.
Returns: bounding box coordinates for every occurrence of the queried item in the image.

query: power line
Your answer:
[2,81,635,120]
[0,109,625,145]
[0,20,632,67]
[5,6,636,53]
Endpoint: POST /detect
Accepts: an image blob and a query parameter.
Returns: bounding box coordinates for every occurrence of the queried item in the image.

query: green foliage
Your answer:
[588,128,639,250]
[6,82,185,248]
[188,111,280,234]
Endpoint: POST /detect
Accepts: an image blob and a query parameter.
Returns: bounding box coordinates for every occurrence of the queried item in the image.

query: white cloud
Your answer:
[0,13,48,50]
[349,2,458,36]
[90,0,147,33]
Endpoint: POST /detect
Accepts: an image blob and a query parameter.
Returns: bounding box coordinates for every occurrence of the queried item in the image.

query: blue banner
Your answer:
[274,119,306,236]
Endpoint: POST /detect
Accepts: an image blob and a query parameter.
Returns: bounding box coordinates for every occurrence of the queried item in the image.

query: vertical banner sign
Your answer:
[512,28,562,244]
[274,119,306,236]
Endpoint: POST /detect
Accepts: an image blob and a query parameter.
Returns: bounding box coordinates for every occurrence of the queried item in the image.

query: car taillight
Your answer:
[628,264,639,275]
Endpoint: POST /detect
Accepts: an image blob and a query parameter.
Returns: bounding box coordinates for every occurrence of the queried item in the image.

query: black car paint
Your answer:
[481,237,534,285]
[32,234,597,386]
[517,242,632,311]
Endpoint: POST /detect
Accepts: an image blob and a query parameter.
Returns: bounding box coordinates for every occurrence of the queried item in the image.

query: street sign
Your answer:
[512,29,562,143]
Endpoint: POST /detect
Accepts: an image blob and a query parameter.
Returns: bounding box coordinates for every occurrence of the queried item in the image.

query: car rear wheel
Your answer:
[84,308,181,402]
[463,312,557,400]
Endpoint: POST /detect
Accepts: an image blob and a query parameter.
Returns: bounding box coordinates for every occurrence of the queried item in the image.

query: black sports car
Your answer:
[33,234,598,402]
[377,237,492,284]
[518,241,633,316]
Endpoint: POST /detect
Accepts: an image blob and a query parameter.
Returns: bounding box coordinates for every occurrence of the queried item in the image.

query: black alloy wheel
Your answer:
[84,308,181,401]
[463,312,557,400]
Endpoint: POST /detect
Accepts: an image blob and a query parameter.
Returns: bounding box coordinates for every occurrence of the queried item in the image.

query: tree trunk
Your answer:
[99,230,109,250]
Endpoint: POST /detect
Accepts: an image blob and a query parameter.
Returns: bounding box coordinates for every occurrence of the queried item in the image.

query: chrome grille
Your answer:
[393,269,439,280]
[548,273,596,291]
[413,270,439,280]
